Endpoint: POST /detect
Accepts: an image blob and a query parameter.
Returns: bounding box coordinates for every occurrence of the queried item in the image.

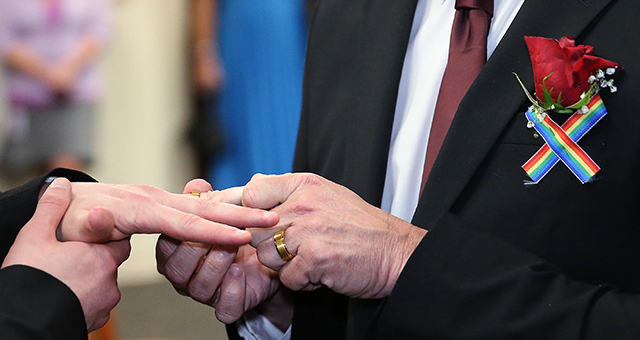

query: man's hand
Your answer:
[2,178,131,332]
[58,181,279,245]
[156,179,291,329]
[244,173,428,299]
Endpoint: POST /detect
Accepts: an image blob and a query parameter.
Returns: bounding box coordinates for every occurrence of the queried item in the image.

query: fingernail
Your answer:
[228,264,243,277]
[236,229,251,237]
[49,177,70,189]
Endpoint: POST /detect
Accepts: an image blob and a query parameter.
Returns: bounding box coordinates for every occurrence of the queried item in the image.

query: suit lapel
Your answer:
[342,0,419,205]
[414,0,615,227]
[335,1,422,338]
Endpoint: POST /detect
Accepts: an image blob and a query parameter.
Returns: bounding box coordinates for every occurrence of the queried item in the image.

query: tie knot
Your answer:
[456,0,494,17]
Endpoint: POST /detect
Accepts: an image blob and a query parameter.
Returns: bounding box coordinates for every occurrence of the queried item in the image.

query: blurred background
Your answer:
[0,0,310,338]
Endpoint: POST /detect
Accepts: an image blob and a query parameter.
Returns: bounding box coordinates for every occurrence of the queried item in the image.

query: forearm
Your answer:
[3,43,53,83]
[191,0,218,59]
[58,35,103,75]
[0,266,87,339]
[190,0,224,91]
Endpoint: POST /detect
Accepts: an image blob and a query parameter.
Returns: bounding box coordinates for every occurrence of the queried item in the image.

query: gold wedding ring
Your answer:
[274,230,294,261]
[189,191,201,198]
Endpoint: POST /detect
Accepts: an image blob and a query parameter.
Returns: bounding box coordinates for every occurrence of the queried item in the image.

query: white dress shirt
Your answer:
[380,0,524,222]
[239,0,524,338]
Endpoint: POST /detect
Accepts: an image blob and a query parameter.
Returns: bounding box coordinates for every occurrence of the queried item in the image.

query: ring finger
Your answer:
[187,244,238,304]
[255,228,298,271]
[162,241,212,293]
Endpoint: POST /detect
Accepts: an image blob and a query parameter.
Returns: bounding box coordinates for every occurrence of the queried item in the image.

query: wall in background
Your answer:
[96,0,197,286]
[0,0,197,286]
[0,1,230,338]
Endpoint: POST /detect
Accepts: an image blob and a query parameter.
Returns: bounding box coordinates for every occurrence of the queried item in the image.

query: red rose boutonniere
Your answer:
[517,36,620,184]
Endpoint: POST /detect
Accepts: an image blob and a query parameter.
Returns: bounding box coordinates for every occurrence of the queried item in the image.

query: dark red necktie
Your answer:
[420,0,494,192]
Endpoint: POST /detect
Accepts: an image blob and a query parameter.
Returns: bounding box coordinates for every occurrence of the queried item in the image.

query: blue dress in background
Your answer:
[208,0,306,189]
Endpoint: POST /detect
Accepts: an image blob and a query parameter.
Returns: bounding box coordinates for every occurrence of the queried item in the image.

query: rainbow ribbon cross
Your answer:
[522,94,607,184]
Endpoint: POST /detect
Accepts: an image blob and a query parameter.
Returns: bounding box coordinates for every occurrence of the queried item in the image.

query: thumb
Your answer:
[23,177,72,240]
[242,173,297,210]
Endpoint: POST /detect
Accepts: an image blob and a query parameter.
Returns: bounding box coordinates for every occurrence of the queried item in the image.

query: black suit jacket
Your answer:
[290,0,640,339]
[0,169,95,339]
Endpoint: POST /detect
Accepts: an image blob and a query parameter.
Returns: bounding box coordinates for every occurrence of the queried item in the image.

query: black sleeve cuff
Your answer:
[0,265,87,339]
[0,169,97,261]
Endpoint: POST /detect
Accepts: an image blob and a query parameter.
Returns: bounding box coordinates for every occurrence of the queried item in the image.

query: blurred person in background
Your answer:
[190,0,307,189]
[0,0,113,175]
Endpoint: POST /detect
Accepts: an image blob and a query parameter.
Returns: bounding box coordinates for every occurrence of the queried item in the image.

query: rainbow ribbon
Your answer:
[522,94,607,183]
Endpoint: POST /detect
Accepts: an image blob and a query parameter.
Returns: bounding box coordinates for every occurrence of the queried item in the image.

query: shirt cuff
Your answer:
[236,309,292,340]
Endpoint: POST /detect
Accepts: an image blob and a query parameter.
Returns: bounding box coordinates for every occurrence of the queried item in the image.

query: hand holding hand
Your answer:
[2,178,131,332]
[244,173,427,299]
[156,179,290,328]
[58,181,279,245]
[46,36,103,94]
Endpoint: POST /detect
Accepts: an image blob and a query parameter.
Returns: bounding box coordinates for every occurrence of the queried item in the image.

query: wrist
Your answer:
[382,215,427,297]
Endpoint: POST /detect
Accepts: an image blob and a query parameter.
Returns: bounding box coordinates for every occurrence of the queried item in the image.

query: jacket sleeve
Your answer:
[0,169,97,339]
[0,265,88,340]
[0,168,96,261]
[373,211,640,340]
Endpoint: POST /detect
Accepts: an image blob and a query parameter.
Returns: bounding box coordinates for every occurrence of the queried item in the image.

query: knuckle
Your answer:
[255,246,272,267]
[204,252,234,274]
[278,273,293,289]
[215,308,242,324]
[213,291,245,323]
[174,287,189,296]
[39,191,68,209]
[188,285,213,303]
[201,189,223,202]
[288,198,313,215]
[156,236,179,258]
[194,195,215,209]
[298,172,324,187]
[180,213,202,228]
[278,271,303,291]
[132,184,162,195]
[250,173,268,181]
[299,241,331,268]
[176,213,202,235]
[107,289,122,310]
[242,185,259,207]
[164,264,191,286]
[222,282,245,302]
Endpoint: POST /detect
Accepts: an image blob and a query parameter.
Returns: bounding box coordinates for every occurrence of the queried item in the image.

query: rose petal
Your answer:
[525,36,573,104]
[525,36,620,107]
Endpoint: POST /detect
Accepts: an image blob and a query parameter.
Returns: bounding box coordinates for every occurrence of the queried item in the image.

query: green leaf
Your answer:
[541,73,566,111]
[567,83,597,110]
